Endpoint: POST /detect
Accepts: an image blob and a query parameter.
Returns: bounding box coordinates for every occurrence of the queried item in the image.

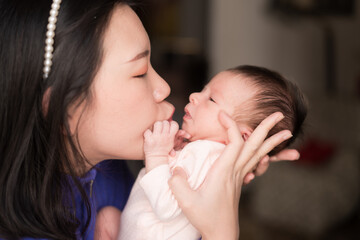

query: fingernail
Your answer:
[172,167,188,178]
[172,167,182,174]
[283,132,293,140]
[276,112,284,122]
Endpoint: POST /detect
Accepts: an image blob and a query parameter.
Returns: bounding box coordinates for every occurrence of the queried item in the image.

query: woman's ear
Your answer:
[238,124,253,141]
[42,87,52,116]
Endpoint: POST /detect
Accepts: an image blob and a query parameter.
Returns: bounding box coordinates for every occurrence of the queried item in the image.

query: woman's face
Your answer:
[69,5,174,163]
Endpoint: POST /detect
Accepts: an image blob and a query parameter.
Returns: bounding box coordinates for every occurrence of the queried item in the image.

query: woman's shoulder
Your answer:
[92,160,135,211]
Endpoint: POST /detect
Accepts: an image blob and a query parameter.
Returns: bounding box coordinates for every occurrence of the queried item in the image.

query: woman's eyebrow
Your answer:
[128,50,149,62]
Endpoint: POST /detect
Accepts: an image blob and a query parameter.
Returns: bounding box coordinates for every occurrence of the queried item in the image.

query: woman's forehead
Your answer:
[102,4,150,63]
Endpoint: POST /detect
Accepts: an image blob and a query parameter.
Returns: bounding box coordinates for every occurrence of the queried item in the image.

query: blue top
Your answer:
[9,160,134,240]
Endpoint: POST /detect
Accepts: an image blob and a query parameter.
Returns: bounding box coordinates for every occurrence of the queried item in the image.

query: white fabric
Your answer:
[118,140,225,240]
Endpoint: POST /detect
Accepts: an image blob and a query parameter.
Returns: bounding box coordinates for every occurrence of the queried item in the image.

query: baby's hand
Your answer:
[173,129,192,151]
[144,121,179,172]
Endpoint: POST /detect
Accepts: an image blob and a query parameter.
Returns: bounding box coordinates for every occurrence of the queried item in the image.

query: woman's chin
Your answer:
[125,152,145,161]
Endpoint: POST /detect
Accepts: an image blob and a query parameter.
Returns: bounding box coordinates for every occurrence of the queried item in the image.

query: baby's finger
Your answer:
[170,121,179,136]
[162,120,170,133]
[144,129,152,139]
[153,121,163,133]
[269,149,300,162]
[161,120,170,133]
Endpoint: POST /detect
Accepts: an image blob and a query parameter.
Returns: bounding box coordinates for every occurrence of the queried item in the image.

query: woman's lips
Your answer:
[168,107,175,121]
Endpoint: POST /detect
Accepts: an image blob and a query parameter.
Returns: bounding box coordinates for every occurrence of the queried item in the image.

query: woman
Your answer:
[0,0,299,239]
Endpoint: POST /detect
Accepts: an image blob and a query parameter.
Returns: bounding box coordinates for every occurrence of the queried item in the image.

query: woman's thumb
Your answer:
[168,167,195,209]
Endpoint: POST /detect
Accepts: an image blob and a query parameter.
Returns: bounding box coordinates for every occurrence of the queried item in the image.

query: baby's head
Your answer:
[182,65,307,155]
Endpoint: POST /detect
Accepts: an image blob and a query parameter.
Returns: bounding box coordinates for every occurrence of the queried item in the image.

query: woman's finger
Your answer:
[243,155,269,184]
[215,111,243,170]
[168,167,195,210]
[253,155,270,176]
[247,112,284,144]
[248,149,299,181]
[241,129,292,174]
[243,173,255,185]
[269,148,300,162]
[218,111,242,146]
[235,112,284,171]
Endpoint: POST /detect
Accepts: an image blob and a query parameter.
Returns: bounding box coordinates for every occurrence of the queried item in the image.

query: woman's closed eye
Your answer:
[134,73,147,78]
[209,97,216,103]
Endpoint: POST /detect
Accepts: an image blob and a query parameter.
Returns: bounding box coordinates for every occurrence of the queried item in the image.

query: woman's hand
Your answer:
[168,111,292,240]
[243,148,300,184]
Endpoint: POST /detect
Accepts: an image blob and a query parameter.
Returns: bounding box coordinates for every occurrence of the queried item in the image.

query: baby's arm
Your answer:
[142,129,223,222]
[142,120,184,221]
[143,120,178,172]
[140,164,182,221]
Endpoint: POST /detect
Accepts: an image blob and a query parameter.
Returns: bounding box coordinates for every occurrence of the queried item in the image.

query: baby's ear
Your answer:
[238,124,253,141]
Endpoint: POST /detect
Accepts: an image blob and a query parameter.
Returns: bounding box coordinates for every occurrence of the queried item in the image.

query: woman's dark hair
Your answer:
[0,0,136,239]
[228,65,308,155]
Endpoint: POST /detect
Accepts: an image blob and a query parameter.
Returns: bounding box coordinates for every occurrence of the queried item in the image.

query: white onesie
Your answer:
[118,140,225,240]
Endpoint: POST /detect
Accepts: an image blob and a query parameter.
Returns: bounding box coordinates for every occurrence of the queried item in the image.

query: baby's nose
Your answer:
[189,92,199,104]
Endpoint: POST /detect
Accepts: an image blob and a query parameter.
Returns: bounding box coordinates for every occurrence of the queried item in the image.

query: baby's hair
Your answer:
[228,65,307,155]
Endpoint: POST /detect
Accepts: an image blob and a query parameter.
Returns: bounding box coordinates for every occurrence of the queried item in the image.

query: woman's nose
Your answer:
[151,67,170,102]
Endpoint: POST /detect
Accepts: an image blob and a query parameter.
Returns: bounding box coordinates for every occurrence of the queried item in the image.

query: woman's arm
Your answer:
[168,111,292,240]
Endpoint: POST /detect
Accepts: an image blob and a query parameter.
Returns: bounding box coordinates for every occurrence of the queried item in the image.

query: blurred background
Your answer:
[129,0,360,239]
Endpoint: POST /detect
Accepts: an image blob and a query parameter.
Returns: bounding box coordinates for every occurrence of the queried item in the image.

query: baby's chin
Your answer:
[180,125,194,137]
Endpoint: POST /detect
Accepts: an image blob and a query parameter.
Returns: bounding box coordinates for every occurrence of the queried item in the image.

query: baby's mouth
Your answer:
[183,107,192,120]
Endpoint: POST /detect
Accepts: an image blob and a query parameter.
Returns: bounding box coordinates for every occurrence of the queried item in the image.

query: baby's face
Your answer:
[182,71,255,143]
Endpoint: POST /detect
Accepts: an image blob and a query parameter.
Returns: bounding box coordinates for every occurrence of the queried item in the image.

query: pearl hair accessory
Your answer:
[43,0,62,79]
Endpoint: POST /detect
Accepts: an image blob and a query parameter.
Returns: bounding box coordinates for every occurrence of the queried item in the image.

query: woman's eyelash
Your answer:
[210,97,215,102]
[134,73,147,78]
